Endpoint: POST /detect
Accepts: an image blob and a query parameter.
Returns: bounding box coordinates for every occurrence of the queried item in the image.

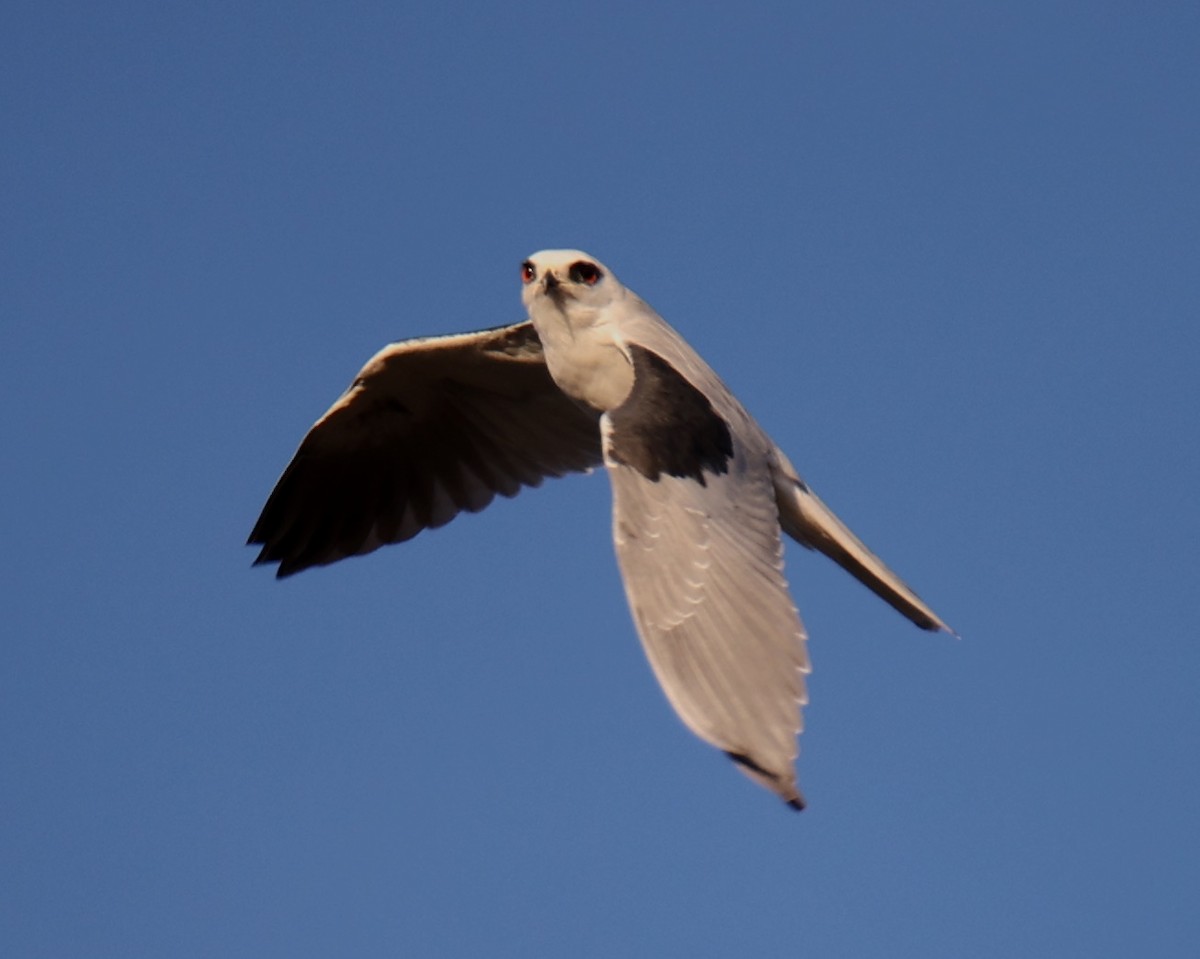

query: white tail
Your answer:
[772,456,953,635]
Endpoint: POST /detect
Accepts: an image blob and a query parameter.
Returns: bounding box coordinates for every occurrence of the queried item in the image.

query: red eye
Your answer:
[520,262,536,284]
[569,261,602,285]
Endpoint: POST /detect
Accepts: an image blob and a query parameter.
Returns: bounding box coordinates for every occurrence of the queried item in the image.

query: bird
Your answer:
[248,249,952,810]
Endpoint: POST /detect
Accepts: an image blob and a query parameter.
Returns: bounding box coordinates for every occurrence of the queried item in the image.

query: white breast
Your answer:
[530,307,635,412]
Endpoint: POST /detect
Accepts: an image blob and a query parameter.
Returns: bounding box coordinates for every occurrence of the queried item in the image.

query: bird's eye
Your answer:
[569,261,603,286]
[520,261,536,284]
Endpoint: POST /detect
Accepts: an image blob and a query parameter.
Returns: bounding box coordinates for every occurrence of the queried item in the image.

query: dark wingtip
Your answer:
[273,560,305,579]
[248,542,298,579]
[782,781,807,811]
[246,516,270,547]
[726,750,806,811]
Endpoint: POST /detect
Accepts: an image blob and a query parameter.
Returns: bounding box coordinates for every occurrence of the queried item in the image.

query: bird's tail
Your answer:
[772,454,953,634]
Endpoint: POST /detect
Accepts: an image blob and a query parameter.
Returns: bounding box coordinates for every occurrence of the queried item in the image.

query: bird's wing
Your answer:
[612,295,953,636]
[249,321,602,577]
[603,344,810,808]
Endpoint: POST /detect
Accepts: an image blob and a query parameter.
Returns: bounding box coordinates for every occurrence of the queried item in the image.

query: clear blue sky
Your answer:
[3,2,1198,956]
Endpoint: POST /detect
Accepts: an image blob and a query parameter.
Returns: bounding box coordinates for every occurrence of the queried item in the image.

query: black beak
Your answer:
[543,271,567,302]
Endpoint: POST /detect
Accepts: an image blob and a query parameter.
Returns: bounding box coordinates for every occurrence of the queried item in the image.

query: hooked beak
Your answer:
[542,270,568,302]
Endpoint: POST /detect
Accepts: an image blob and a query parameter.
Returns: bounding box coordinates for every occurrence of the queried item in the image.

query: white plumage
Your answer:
[250,249,951,809]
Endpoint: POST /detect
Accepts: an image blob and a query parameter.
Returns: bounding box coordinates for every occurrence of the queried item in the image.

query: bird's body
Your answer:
[250,249,951,809]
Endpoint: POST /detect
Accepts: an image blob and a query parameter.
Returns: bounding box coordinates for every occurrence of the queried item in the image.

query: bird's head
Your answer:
[520,250,622,324]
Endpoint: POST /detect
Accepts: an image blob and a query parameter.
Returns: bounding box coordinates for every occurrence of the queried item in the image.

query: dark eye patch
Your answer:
[569,261,603,285]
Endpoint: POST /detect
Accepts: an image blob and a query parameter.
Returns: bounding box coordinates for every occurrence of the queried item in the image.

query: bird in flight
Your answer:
[249,249,951,809]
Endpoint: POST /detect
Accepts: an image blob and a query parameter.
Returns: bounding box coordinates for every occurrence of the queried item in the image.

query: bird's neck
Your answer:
[529,303,634,412]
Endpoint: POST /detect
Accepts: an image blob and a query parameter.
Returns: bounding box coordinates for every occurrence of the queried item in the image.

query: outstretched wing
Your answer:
[603,345,810,808]
[249,321,603,576]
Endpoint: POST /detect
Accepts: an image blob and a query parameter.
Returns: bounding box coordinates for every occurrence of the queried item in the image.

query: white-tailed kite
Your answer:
[249,249,951,809]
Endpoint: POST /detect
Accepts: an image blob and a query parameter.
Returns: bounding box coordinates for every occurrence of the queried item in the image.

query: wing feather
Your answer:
[249,321,603,576]
[604,417,810,807]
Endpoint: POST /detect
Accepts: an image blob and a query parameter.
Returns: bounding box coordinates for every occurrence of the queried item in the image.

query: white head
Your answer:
[520,249,624,327]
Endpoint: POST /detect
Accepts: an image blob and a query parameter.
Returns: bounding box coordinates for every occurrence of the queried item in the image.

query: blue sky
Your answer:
[3,2,1198,956]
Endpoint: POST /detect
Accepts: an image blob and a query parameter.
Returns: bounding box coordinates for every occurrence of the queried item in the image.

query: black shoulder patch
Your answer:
[607,346,734,484]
